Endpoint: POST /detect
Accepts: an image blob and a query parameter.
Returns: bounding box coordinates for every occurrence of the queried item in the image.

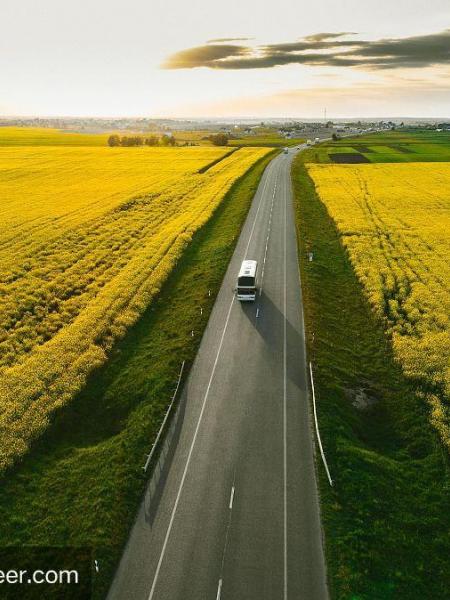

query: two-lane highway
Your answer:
[107,147,328,600]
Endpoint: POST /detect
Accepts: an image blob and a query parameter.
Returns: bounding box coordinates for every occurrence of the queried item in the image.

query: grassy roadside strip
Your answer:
[0,149,278,600]
[229,137,304,147]
[292,150,449,600]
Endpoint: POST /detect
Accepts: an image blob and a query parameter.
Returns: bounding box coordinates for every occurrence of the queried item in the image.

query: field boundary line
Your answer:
[309,362,333,487]
[197,148,239,174]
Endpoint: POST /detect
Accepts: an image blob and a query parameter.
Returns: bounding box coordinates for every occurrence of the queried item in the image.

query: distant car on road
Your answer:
[284,147,289,154]
[236,260,258,301]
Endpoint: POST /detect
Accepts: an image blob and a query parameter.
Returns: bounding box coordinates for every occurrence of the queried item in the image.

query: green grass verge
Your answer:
[292,150,449,600]
[0,149,278,599]
[229,136,304,147]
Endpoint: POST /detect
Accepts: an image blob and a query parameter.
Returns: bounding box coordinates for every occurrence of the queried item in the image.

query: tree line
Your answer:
[108,132,230,147]
[108,134,176,147]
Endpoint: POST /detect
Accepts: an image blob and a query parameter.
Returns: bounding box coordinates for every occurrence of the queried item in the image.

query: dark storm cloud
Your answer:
[163,29,450,70]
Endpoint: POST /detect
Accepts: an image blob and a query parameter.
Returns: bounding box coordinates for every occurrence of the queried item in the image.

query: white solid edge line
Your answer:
[229,486,235,510]
[309,363,333,487]
[147,151,275,600]
[283,163,288,600]
[216,578,223,600]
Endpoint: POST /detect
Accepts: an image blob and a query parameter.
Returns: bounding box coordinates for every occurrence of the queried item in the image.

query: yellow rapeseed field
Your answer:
[0,126,109,146]
[0,145,270,472]
[308,162,450,449]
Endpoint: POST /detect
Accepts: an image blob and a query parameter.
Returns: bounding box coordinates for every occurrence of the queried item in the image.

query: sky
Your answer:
[1,0,449,119]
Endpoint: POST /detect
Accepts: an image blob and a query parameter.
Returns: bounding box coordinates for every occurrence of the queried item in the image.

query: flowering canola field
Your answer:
[307,162,450,449]
[0,145,270,472]
[0,126,109,146]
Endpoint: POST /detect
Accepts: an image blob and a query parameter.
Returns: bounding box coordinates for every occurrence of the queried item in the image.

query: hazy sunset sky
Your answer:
[1,0,449,118]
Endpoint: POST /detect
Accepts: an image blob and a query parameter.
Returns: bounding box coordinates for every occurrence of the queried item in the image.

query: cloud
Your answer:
[161,44,250,69]
[206,37,253,43]
[163,29,450,71]
[303,32,357,42]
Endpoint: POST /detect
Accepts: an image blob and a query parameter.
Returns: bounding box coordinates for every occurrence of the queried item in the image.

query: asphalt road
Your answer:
[107,146,328,600]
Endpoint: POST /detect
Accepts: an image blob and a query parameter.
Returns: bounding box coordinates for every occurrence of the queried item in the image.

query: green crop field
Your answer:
[314,130,450,163]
